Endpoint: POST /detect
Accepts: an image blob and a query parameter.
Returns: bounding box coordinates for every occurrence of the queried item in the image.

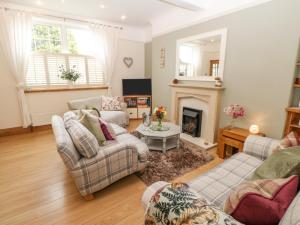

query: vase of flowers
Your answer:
[59,65,81,85]
[153,106,167,130]
[224,104,245,129]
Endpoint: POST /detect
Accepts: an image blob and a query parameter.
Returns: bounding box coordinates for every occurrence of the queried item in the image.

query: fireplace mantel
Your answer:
[169,83,225,91]
[169,83,224,149]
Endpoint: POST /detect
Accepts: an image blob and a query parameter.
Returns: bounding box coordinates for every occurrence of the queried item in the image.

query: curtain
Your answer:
[0,9,32,127]
[90,25,120,96]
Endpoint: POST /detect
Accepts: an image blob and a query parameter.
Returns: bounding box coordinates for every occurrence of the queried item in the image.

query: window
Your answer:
[26,22,104,87]
[209,60,220,76]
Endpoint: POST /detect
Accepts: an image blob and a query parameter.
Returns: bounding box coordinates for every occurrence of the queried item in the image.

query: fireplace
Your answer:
[182,107,202,137]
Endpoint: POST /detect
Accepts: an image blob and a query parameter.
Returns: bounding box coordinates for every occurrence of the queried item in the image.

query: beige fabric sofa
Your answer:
[67,96,129,127]
[51,115,148,199]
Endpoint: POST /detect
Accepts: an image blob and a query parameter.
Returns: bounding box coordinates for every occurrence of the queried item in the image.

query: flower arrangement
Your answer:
[153,106,167,128]
[59,65,81,83]
[224,104,245,128]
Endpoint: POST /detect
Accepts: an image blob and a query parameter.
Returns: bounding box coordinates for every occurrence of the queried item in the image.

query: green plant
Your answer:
[59,65,81,82]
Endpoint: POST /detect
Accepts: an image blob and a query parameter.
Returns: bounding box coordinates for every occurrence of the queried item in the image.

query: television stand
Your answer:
[123,95,152,119]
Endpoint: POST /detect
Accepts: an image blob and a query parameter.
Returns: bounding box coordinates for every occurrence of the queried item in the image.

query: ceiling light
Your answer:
[210,39,214,42]
[99,4,105,9]
[35,0,43,5]
[61,0,65,3]
[120,15,127,20]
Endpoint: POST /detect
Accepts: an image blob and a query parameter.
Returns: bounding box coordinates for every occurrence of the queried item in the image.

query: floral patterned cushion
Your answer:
[145,182,243,225]
[101,96,122,111]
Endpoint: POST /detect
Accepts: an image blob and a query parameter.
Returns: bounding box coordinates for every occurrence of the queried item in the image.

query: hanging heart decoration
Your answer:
[123,57,133,68]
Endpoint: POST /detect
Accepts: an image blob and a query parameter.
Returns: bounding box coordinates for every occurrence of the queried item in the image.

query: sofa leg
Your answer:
[139,168,145,174]
[83,194,95,201]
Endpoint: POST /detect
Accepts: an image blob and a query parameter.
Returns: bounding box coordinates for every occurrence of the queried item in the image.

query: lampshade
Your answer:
[249,124,260,134]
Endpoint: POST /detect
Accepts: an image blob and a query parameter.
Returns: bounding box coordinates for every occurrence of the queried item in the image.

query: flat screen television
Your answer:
[122,79,152,96]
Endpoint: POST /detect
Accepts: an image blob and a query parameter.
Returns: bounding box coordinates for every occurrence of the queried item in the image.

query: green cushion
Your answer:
[251,147,300,180]
[79,110,106,145]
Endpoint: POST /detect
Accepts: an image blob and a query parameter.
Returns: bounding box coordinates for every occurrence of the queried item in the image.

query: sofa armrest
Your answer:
[120,102,127,112]
[243,135,280,160]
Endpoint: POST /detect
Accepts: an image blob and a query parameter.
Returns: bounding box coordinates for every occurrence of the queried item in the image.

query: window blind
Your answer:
[26,53,104,87]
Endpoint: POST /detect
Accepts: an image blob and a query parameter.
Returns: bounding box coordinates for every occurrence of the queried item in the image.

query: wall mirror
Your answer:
[175,28,227,81]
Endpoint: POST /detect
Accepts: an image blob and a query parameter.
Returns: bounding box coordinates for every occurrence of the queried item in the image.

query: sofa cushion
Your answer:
[280,131,300,149]
[251,147,300,180]
[99,117,116,140]
[65,119,99,158]
[188,152,263,208]
[145,182,243,225]
[115,133,148,162]
[68,96,102,112]
[224,175,298,225]
[100,110,128,127]
[279,191,300,225]
[110,123,127,136]
[79,111,106,145]
[101,96,122,111]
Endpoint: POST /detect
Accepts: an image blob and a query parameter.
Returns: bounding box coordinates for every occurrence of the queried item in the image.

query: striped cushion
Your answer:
[65,119,99,158]
[280,132,300,149]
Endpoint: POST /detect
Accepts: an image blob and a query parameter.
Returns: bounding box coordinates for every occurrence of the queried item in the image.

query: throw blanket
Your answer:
[145,182,243,225]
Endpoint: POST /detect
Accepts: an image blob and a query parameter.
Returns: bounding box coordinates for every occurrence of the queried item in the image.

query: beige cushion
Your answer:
[80,111,106,145]
[65,119,99,158]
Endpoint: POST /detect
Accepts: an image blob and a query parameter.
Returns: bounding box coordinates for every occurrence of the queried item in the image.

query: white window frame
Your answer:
[26,18,104,88]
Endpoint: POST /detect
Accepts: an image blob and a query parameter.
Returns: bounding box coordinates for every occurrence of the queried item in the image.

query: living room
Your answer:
[0,0,300,224]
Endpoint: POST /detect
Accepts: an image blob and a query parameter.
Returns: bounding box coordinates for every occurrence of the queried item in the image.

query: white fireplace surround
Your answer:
[169,83,224,149]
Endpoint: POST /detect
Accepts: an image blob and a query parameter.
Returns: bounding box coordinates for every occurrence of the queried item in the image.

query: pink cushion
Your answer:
[99,118,115,140]
[228,176,299,225]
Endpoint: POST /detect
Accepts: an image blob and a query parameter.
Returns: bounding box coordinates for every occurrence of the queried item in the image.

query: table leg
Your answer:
[176,135,180,149]
[163,138,166,153]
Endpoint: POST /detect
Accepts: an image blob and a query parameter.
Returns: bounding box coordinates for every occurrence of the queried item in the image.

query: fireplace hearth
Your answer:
[182,107,202,137]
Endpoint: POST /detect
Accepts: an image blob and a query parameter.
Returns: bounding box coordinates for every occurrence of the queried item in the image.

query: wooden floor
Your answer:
[0,120,223,225]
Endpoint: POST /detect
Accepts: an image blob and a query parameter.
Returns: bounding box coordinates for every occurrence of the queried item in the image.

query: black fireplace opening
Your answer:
[182,107,202,137]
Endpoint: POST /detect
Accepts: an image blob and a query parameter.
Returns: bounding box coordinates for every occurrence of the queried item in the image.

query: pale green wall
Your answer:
[145,42,152,78]
[151,0,300,138]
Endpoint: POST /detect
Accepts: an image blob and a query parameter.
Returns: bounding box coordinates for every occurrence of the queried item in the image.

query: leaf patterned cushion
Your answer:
[145,182,243,225]
[101,96,122,111]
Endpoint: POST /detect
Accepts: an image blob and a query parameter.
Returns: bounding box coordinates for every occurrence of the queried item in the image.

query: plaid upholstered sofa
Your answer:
[141,135,300,225]
[51,115,148,199]
[68,96,129,127]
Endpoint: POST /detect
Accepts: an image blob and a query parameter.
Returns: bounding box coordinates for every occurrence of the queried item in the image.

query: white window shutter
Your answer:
[87,57,104,84]
[47,55,68,85]
[26,54,47,86]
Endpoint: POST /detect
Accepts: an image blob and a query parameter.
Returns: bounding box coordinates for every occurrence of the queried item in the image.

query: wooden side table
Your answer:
[217,127,265,159]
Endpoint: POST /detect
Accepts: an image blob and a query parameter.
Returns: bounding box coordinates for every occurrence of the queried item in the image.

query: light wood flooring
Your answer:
[0,120,223,225]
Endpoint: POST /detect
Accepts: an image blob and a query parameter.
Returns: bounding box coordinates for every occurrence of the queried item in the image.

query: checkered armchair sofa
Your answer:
[141,135,300,225]
[51,115,148,198]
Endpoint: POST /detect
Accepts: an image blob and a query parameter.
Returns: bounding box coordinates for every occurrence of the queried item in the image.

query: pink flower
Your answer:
[224,104,245,119]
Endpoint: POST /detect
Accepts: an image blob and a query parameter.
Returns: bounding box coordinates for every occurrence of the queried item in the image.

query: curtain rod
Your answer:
[0,6,123,30]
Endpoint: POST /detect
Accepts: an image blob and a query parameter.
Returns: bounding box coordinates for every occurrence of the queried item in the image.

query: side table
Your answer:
[217,127,265,159]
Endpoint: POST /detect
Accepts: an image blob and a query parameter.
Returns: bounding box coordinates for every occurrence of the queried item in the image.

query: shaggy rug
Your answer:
[134,134,214,186]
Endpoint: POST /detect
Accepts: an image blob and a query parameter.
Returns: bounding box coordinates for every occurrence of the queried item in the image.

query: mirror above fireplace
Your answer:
[175,28,227,82]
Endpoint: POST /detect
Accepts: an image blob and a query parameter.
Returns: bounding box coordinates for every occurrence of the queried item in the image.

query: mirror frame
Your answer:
[175,28,227,81]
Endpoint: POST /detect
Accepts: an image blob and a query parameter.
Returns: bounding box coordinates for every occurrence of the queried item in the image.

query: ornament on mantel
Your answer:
[214,77,223,87]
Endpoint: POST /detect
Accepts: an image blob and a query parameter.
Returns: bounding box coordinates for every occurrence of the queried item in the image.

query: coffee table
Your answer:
[136,122,181,153]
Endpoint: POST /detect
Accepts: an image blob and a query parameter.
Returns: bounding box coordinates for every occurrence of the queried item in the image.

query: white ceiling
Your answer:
[0,0,272,27]
[0,0,272,39]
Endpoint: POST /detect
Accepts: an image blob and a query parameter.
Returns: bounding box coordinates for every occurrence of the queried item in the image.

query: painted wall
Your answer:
[0,39,145,128]
[112,39,145,97]
[145,42,152,78]
[151,0,300,138]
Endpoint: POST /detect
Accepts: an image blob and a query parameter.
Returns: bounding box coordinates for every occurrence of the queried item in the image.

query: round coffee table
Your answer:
[136,122,181,153]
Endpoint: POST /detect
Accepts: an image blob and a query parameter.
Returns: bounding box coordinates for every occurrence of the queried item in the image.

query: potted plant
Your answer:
[59,65,81,85]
